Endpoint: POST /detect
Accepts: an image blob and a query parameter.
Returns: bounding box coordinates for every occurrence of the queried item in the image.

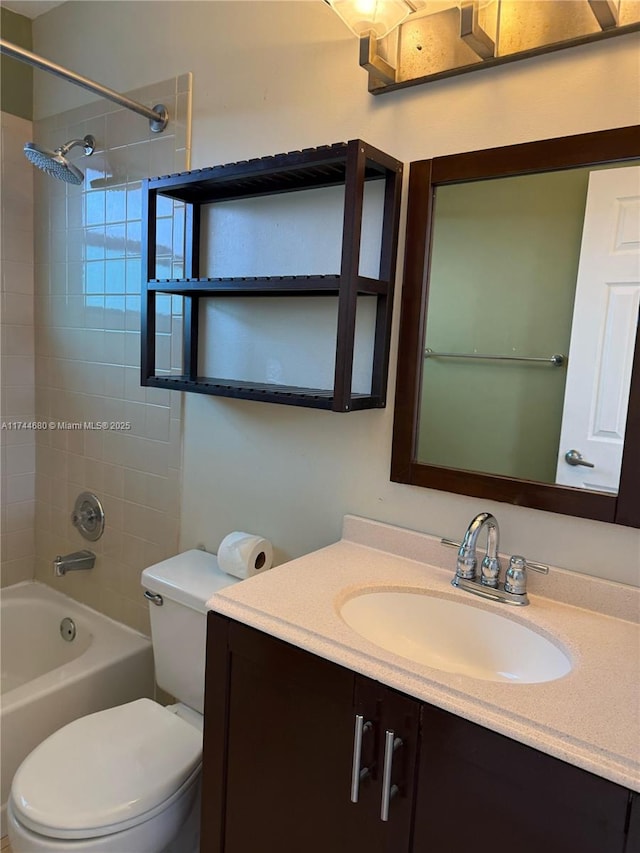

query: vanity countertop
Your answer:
[208,515,640,792]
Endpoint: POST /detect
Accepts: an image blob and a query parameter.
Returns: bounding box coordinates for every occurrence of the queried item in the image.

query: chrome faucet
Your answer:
[53,549,96,577]
[455,511,501,588]
[445,513,548,606]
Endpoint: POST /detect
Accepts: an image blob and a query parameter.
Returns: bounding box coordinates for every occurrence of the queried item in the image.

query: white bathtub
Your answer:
[0,581,155,836]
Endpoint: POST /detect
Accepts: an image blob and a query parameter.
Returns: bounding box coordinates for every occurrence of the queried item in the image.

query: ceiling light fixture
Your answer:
[326,0,640,94]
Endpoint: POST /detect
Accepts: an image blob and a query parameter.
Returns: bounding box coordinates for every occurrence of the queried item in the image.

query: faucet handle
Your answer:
[522,558,549,575]
[504,555,549,595]
[480,553,501,588]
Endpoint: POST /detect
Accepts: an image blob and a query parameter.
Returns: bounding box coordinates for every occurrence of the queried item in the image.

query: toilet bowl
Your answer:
[7,550,239,853]
[8,700,202,853]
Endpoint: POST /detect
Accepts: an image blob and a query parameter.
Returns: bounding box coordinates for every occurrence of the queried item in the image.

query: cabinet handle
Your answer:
[350,715,372,803]
[380,730,402,822]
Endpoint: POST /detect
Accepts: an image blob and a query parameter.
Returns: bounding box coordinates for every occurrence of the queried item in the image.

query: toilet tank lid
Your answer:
[142,549,238,612]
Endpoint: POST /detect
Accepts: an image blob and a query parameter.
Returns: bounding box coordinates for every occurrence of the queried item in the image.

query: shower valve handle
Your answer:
[71,492,105,542]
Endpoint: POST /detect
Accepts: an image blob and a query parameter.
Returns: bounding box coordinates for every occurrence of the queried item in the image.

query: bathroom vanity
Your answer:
[200,517,640,853]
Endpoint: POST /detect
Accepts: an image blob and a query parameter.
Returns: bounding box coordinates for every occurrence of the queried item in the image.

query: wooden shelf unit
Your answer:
[141,140,403,411]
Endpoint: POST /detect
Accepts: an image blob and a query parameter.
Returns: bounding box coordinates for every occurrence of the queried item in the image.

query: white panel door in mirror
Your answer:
[556,165,640,491]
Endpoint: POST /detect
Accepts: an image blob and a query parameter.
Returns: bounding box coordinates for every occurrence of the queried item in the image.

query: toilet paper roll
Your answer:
[217,531,273,580]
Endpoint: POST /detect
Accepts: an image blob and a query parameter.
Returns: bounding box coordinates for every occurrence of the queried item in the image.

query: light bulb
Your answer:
[328,0,412,38]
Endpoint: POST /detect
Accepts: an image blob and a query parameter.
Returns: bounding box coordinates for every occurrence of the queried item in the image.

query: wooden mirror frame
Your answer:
[391,126,640,528]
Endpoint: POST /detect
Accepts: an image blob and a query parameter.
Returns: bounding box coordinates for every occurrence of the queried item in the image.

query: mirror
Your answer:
[392,126,640,527]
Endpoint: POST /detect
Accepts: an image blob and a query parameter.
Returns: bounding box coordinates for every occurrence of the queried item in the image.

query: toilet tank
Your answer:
[141,549,239,714]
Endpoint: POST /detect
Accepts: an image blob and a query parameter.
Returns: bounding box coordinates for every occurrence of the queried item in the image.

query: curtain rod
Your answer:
[0,38,168,133]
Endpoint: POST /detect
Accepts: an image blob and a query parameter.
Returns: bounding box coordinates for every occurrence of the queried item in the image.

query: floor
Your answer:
[1,835,12,852]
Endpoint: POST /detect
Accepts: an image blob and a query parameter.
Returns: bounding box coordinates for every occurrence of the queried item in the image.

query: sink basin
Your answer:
[339,591,571,683]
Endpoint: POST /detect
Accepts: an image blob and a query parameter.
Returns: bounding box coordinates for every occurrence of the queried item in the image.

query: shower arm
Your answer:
[0,38,168,133]
[57,136,95,157]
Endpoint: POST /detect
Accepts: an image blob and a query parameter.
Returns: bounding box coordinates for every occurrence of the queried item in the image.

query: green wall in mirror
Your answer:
[418,160,639,487]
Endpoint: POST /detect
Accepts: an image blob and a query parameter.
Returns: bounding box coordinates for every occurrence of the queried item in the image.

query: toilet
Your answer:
[7,549,238,853]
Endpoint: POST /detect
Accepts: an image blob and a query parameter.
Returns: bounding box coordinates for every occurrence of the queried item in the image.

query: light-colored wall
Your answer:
[1,111,36,588]
[31,2,640,586]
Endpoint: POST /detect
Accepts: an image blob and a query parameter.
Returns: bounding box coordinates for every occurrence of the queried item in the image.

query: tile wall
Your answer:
[32,75,191,635]
[0,112,36,588]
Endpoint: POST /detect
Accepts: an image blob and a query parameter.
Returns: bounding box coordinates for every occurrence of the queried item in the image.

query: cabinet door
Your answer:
[201,614,366,853]
[413,704,630,853]
[627,792,640,853]
[352,676,421,853]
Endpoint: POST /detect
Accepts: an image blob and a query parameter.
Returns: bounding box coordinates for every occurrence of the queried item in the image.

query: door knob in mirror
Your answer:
[564,449,595,468]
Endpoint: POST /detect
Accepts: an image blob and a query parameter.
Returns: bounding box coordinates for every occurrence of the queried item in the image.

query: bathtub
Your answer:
[0,581,155,836]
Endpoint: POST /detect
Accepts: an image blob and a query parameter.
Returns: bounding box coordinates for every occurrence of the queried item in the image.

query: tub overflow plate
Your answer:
[60,617,77,642]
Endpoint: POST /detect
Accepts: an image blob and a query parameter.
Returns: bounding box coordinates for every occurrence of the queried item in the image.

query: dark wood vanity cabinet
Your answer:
[202,614,357,853]
[201,614,635,853]
[415,705,631,853]
[201,613,418,853]
[628,793,640,852]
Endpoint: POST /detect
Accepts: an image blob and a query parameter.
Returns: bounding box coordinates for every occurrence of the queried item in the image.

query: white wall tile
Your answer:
[5,443,36,476]
[1,112,35,587]
[6,473,35,504]
[6,500,35,533]
[2,384,35,417]
[27,80,189,628]
[2,260,34,295]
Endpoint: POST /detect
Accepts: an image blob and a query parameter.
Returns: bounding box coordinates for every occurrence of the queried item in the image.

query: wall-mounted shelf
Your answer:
[141,140,403,411]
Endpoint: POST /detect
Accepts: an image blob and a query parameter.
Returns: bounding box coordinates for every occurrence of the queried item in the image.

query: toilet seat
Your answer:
[10,699,202,840]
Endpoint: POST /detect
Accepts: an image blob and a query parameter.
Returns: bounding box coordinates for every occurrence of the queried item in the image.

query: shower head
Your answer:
[24,134,95,185]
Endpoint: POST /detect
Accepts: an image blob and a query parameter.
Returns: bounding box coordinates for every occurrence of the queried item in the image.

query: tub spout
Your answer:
[54,549,96,577]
